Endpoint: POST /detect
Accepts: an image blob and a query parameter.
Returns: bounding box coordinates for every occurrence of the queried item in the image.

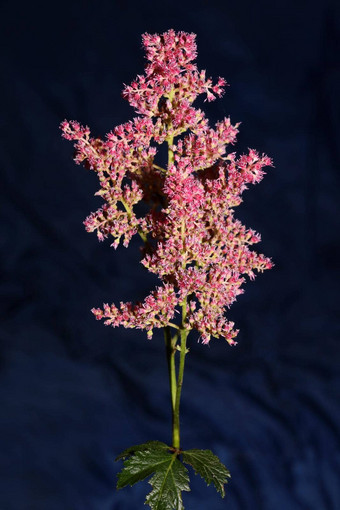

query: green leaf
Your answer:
[116,445,171,489]
[117,447,190,510]
[145,452,190,510]
[182,449,230,498]
[115,440,169,461]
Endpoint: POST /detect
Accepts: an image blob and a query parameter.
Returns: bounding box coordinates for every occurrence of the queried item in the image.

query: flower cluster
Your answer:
[61,29,273,345]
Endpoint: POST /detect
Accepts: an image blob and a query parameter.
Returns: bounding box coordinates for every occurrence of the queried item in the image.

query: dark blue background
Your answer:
[1,0,339,508]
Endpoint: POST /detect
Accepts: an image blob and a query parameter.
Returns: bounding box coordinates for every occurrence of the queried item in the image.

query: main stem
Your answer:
[164,121,189,449]
[172,301,189,449]
[164,301,189,450]
[164,326,177,415]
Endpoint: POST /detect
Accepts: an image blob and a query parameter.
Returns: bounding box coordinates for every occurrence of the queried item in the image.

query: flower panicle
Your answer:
[61,29,273,345]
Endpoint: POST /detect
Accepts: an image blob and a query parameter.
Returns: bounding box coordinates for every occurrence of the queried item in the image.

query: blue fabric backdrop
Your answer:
[1,0,339,508]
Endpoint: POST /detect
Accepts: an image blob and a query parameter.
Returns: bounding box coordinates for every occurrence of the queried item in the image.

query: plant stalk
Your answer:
[172,300,188,449]
[164,326,177,414]
[164,96,189,449]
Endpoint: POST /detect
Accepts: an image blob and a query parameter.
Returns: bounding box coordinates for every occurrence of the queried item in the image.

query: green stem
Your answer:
[164,88,189,449]
[120,197,147,243]
[172,299,189,449]
[164,326,177,415]
[167,135,174,165]
[153,164,167,173]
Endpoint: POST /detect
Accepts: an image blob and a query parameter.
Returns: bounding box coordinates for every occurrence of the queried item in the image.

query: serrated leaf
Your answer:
[146,452,190,510]
[182,449,230,497]
[115,440,169,461]
[117,447,172,489]
[117,448,190,510]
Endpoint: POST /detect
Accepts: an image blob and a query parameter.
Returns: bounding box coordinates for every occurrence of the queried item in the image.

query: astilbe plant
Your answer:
[61,29,273,510]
